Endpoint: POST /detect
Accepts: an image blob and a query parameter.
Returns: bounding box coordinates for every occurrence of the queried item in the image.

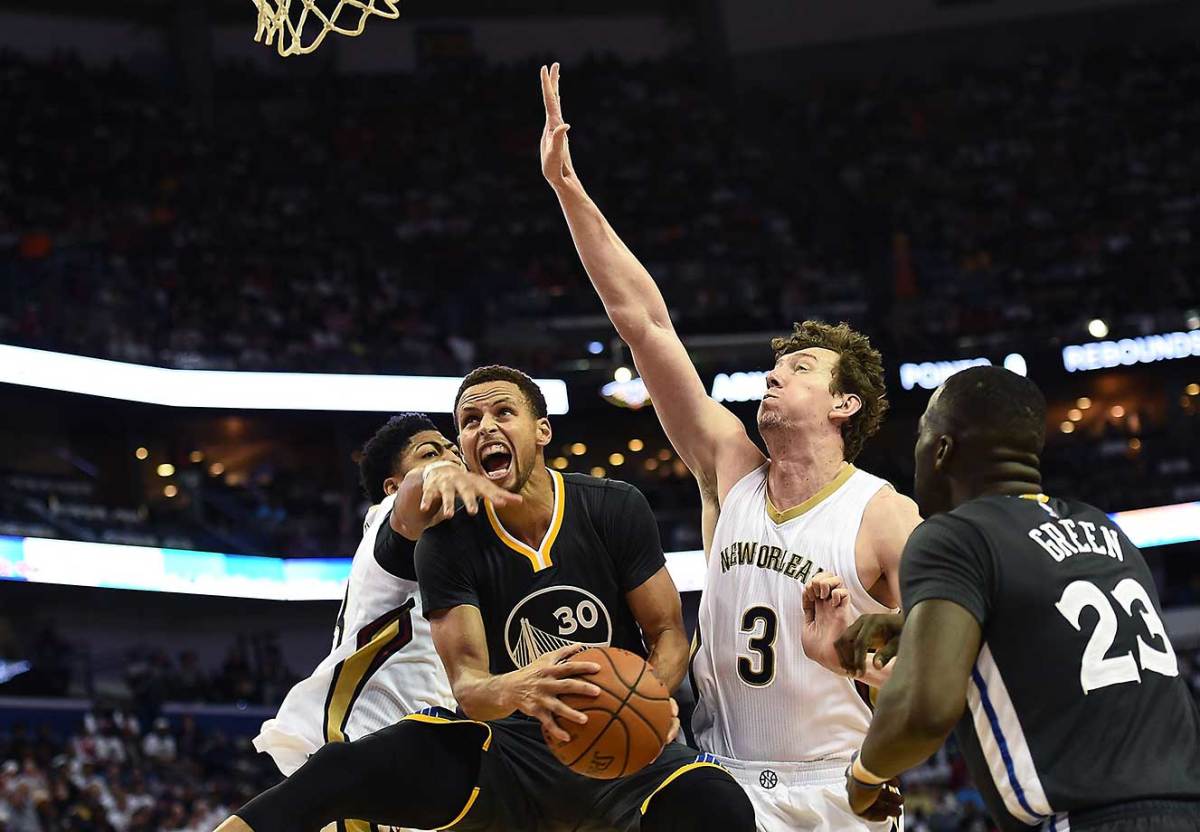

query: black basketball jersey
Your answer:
[901,494,1200,829]
[415,471,666,675]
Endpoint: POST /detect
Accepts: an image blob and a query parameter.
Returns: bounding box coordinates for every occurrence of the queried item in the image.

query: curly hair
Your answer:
[770,321,889,462]
[358,413,439,503]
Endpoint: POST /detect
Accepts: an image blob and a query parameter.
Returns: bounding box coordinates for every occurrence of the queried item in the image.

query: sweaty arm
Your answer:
[539,64,762,502]
[859,600,981,775]
[857,515,993,779]
[856,488,923,610]
[604,483,689,691]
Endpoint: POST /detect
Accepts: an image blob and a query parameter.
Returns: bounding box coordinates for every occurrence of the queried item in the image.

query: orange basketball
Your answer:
[542,646,673,780]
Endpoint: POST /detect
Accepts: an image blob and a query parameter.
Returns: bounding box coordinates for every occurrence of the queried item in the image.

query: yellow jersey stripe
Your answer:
[435,786,481,831]
[483,469,565,572]
[324,618,402,744]
[766,464,856,524]
[640,761,726,815]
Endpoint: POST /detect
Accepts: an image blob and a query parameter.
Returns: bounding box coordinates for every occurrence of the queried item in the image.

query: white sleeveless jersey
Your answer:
[690,463,893,764]
[254,494,455,776]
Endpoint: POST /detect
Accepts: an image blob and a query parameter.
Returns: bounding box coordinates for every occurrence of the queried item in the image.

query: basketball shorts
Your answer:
[714,756,902,832]
[407,707,729,832]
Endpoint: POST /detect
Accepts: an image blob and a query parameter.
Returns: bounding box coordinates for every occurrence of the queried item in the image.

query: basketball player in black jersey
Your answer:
[839,367,1200,831]
[219,365,754,832]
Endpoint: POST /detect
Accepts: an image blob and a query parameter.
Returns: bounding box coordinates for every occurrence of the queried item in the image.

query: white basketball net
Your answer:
[250,0,401,57]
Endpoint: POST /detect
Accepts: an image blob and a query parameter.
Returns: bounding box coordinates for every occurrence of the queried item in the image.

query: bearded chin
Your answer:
[757,409,789,432]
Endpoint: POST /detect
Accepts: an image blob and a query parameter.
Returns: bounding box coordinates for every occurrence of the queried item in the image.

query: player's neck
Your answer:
[953,452,1043,506]
[765,442,848,512]
[493,463,555,548]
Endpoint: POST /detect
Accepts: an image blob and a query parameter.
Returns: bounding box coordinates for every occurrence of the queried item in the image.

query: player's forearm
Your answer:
[391,468,435,540]
[450,667,520,723]
[858,665,958,778]
[644,625,689,693]
[552,184,673,342]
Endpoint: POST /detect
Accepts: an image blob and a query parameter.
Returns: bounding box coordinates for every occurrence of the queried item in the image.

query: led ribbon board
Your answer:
[0,345,569,414]
[0,502,1193,601]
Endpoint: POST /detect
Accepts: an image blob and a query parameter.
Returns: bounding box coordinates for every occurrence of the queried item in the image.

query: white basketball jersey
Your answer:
[691,463,893,764]
[254,494,455,776]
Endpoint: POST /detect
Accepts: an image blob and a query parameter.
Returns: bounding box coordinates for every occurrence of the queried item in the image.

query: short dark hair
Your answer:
[770,321,888,462]
[358,413,439,503]
[453,365,548,425]
[936,367,1046,452]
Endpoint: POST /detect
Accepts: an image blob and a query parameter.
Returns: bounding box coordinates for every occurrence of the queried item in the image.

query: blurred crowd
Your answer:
[1,645,1199,831]
[0,711,275,832]
[1,43,1198,374]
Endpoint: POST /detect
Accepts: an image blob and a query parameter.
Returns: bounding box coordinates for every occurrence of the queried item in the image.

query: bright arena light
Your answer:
[0,502,1190,600]
[613,366,633,384]
[1088,319,1109,338]
[0,345,569,415]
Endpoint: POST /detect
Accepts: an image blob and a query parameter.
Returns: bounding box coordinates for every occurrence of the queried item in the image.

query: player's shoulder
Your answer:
[415,504,481,548]
[561,471,641,500]
[905,502,994,555]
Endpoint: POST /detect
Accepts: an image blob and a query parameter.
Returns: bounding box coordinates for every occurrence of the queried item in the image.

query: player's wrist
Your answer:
[847,750,888,788]
[421,460,459,483]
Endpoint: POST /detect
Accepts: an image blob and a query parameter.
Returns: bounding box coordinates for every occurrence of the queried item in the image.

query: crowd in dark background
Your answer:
[1,44,1198,375]
[3,35,1200,832]
[1,646,1199,831]
[0,711,276,832]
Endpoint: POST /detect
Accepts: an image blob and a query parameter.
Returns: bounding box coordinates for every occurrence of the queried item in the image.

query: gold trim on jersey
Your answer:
[324,601,415,744]
[765,463,856,525]
[484,468,565,573]
[1019,493,1050,503]
[639,761,727,814]
[398,712,493,830]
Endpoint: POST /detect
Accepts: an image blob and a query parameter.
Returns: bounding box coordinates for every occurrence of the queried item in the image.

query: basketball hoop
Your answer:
[250,0,401,57]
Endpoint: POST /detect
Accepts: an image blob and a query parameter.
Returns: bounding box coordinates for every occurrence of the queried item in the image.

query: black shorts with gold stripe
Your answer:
[404,708,727,832]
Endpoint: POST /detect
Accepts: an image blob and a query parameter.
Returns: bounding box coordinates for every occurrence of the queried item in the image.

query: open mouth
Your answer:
[480,442,514,481]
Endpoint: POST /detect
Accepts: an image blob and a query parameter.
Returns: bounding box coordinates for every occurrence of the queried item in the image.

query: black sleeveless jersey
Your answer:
[415,471,666,675]
[901,494,1200,829]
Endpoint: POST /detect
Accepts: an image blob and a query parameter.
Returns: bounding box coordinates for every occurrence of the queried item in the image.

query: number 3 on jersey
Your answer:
[1055,577,1179,694]
[737,605,778,687]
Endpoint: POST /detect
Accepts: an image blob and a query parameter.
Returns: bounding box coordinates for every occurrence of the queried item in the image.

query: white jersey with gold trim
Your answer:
[254,493,454,776]
[690,463,893,765]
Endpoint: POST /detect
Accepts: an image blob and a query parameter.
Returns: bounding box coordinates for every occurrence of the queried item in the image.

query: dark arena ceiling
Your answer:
[0,0,698,25]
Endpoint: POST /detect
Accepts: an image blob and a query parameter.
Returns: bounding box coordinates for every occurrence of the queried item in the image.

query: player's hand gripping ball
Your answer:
[542,647,674,779]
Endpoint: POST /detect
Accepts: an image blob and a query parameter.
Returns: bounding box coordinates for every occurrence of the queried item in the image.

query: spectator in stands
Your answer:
[142,718,176,765]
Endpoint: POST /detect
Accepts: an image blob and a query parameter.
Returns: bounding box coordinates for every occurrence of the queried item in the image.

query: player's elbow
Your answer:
[607,305,670,346]
[898,689,962,743]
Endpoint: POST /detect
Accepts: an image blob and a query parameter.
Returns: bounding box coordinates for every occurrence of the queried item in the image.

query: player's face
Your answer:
[758,348,857,434]
[913,391,953,517]
[456,381,551,493]
[398,431,463,478]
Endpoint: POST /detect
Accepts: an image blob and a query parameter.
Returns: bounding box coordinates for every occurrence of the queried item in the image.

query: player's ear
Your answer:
[382,476,401,496]
[830,392,862,423]
[932,435,954,473]
[535,417,553,449]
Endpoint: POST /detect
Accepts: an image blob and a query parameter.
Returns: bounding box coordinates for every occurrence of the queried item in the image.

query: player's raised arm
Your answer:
[539,63,763,501]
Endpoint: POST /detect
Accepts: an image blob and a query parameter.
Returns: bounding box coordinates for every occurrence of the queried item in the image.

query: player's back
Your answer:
[254,494,454,776]
[907,494,1200,828]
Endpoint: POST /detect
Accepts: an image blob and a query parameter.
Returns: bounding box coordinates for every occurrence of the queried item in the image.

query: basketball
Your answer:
[542,647,673,780]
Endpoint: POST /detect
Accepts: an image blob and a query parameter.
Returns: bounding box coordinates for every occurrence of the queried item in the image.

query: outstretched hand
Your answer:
[540,63,577,190]
[420,463,521,520]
